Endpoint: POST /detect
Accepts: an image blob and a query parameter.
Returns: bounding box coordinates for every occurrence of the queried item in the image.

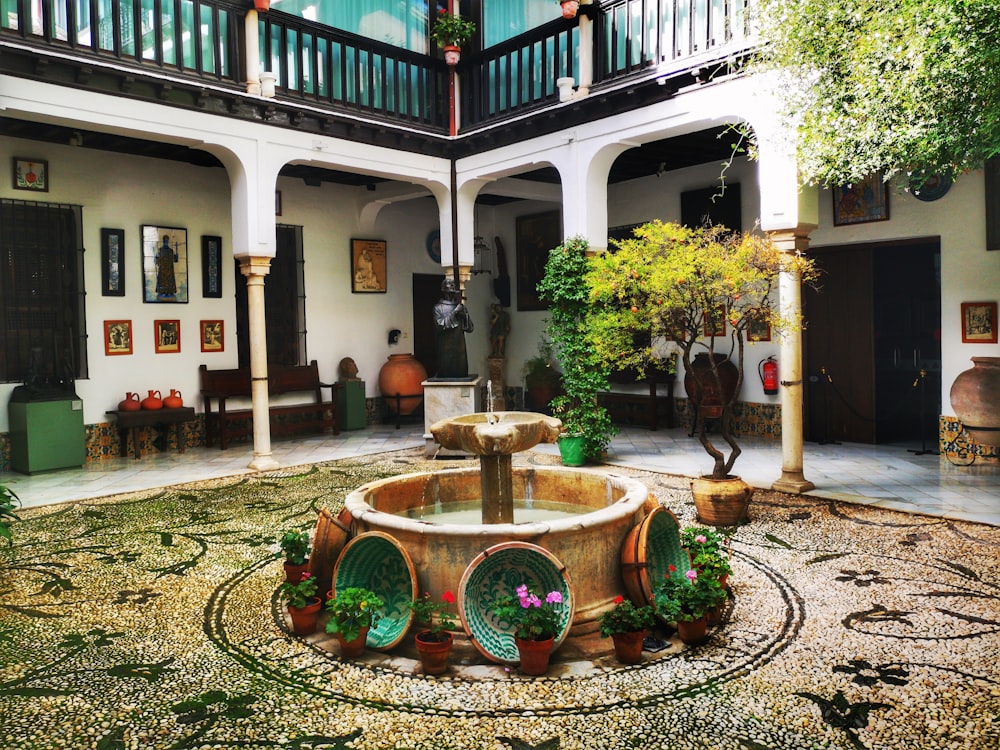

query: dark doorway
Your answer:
[804,239,941,445]
[412,273,445,377]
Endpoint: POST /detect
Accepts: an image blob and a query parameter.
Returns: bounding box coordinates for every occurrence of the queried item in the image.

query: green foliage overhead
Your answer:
[753,0,1000,185]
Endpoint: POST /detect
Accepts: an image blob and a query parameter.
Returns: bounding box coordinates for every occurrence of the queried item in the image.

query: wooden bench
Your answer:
[599,363,676,431]
[199,361,340,449]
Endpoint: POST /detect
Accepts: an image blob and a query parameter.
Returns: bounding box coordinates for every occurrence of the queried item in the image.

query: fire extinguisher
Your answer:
[759,356,779,395]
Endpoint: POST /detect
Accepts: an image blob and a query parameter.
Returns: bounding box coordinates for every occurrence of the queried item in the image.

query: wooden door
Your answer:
[412,273,445,377]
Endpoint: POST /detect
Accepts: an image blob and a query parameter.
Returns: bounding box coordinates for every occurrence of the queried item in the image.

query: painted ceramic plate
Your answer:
[332,531,416,651]
[910,171,953,202]
[620,506,690,608]
[458,541,574,664]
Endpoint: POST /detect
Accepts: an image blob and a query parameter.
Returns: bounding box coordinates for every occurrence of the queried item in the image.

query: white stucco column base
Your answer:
[239,256,280,472]
[768,228,815,494]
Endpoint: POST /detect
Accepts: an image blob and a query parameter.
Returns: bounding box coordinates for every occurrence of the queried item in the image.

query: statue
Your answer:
[338,357,360,381]
[489,303,510,358]
[432,277,474,378]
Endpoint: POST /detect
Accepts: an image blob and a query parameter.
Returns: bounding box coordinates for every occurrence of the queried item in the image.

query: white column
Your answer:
[768,228,815,493]
[245,10,261,95]
[240,257,280,472]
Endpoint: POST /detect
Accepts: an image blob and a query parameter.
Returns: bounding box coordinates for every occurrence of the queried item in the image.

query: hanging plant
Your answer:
[430,10,476,48]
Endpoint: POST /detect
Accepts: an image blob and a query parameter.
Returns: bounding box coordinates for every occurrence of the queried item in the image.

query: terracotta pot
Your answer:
[560,0,580,19]
[443,44,461,66]
[706,602,724,627]
[414,631,454,675]
[610,629,646,665]
[163,389,183,409]
[118,392,141,411]
[949,357,1000,447]
[676,616,709,645]
[515,636,554,676]
[282,559,309,585]
[684,352,739,419]
[378,353,427,416]
[690,475,752,526]
[335,625,369,658]
[309,507,351,601]
[253,0,270,11]
[287,597,322,636]
[141,389,163,410]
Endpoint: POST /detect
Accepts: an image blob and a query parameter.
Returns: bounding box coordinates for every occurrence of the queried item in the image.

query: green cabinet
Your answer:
[9,398,86,473]
[337,380,367,431]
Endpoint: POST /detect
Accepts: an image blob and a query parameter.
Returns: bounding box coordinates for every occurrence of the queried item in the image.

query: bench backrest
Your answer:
[200,361,324,400]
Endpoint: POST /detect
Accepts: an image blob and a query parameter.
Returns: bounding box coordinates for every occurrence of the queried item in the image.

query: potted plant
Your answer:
[586,221,817,523]
[1,484,20,547]
[407,590,459,675]
[521,338,561,412]
[278,529,311,584]
[278,571,321,635]
[491,583,566,675]
[430,9,476,65]
[596,595,655,665]
[538,236,616,464]
[559,0,580,19]
[653,564,728,645]
[325,587,383,658]
[681,526,734,590]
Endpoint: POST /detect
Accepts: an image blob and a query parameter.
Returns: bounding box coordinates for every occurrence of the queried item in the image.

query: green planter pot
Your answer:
[557,435,586,466]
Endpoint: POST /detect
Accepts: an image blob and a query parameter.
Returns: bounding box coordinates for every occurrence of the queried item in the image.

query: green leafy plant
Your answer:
[325,587,383,643]
[653,565,727,622]
[430,10,476,47]
[586,221,816,479]
[277,571,319,609]
[596,595,655,637]
[278,529,310,565]
[538,235,615,460]
[0,484,20,547]
[408,590,458,641]
[491,583,565,641]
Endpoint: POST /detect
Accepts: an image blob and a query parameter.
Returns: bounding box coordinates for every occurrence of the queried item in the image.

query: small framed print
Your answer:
[104,320,132,356]
[101,228,126,297]
[747,318,772,342]
[703,306,727,338]
[961,301,998,344]
[275,190,282,216]
[142,225,188,303]
[201,235,223,298]
[833,173,889,226]
[200,320,224,352]
[351,238,387,293]
[154,319,181,353]
[13,157,48,192]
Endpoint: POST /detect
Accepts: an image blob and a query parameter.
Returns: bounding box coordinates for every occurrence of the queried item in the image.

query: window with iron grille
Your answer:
[0,199,87,384]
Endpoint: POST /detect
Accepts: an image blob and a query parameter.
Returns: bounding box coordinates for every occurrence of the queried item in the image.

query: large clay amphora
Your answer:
[684,353,739,419]
[141,389,163,410]
[378,354,428,416]
[118,392,141,412]
[164,389,184,409]
[950,357,1000,447]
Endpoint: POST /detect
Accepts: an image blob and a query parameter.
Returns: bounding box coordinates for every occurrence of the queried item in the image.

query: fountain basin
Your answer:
[344,465,649,639]
[430,411,562,455]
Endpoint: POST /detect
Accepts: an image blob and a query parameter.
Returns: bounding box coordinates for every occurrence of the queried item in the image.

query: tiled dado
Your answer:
[673,399,783,439]
[940,416,999,463]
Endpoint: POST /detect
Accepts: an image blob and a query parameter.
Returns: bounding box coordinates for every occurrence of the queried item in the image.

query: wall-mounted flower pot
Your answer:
[253,0,270,11]
[443,45,461,66]
[560,1,580,19]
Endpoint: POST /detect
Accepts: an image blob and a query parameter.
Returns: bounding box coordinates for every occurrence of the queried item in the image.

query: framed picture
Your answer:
[961,301,998,343]
[13,157,48,192]
[275,190,282,216]
[142,225,188,303]
[516,210,561,311]
[104,320,132,356]
[703,306,727,337]
[201,235,223,298]
[154,319,181,353]
[833,174,889,226]
[200,320,224,352]
[100,228,126,297]
[351,238,387,293]
[747,318,772,342]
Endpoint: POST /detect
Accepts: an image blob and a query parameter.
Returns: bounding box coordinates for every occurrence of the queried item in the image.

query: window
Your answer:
[0,199,87,383]
[234,224,305,368]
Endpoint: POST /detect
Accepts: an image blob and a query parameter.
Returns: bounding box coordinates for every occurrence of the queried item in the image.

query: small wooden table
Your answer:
[106,407,197,460]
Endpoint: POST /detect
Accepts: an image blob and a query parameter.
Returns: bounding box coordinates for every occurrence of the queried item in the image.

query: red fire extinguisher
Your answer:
[759,356,779,395]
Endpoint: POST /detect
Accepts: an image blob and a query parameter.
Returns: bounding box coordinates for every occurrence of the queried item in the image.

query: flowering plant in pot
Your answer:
[597,595,655,664]
[278,529,311,583]
[654,565,728,645]
[492,584,566,675]
[325,587,384,655]
[407,590,459,674]
[681,526,733,586]
[278,572,321,635]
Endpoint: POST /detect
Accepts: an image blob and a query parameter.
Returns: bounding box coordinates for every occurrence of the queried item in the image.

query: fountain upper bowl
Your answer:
[430,411,562,456]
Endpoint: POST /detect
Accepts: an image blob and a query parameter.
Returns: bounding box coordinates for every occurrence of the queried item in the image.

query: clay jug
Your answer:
[950,357,1000,447]
[118,392,141,412]
[164,389,183,409]
[141,389,163,410]
[684,353,739,419]
[378,354,428,416]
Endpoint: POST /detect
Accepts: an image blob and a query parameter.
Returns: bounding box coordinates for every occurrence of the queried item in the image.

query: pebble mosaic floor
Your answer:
[1,448,998,750]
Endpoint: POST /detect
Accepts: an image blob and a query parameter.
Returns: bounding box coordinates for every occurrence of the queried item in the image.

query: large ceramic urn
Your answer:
[378,353,428,416]
[684,353,739,419]
[950,357,1000,447]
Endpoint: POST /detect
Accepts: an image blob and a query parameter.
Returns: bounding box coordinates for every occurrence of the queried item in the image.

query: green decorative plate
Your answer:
[458,541,574,664]
[332,531,416,651]
[620,506,690,608]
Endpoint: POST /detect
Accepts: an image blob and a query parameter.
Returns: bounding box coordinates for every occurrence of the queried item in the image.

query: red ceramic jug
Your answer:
[141,389,163,410]
[118,392,141,411]
[163,389,183,409]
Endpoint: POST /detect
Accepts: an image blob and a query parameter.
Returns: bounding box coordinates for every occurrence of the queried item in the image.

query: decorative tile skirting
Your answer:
[673,399,782,440]
[940,416,999,463]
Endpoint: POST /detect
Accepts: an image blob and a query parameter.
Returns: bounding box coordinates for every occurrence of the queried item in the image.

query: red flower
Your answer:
[442,590,456,604]
[668,564,676,572]
[613,595,624,605]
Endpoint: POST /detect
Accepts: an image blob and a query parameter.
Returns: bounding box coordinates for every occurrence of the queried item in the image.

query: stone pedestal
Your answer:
[423,378,481,457]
